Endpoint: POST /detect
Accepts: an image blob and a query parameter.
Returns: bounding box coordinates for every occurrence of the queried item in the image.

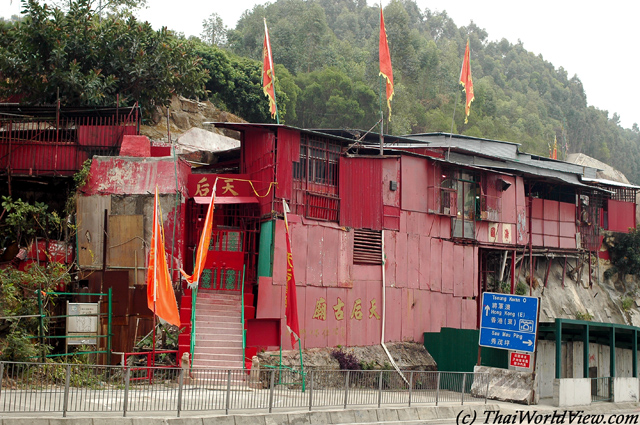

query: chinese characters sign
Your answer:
[510,352,531,368]
[312,297,381,322]
[188,174,255,198]
[479,292,539,353]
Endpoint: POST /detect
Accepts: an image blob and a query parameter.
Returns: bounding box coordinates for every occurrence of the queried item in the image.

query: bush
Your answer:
[331,348,361,370]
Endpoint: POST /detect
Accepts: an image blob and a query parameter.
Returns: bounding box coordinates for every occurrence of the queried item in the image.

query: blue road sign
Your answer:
[479,292,539,353]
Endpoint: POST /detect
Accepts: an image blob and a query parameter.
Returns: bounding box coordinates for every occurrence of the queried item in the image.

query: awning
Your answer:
[193,196,259,204]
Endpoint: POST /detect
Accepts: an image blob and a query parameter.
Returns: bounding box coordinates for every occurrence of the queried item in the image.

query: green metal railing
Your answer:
[32,289,112,363]
[240,265,247,371]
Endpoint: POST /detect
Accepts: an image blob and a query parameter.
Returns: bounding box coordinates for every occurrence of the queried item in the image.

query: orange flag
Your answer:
[379,8,394,120]
[283,200,300,348]
[262,18,278,120]
[552,136,558,159]
[147,189,180,327]
[180,177,218,289]
[460,39,475,124]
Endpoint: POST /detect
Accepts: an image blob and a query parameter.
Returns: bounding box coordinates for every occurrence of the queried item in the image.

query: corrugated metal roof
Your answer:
[581,177,640,189]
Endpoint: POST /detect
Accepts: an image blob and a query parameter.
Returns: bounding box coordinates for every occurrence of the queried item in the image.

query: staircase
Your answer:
[192,291,244,369]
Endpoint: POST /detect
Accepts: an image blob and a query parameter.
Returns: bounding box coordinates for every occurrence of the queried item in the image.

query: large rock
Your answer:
[471,365,536,405]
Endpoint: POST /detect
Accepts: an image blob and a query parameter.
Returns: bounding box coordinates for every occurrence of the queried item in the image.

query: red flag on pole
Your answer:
[460,39,475,124]
[552,135,558,159]
[147,188,181,327]
[283,200,300,348]
[262,18,278,120]
[180,178,218,289]
[379,8,394,119]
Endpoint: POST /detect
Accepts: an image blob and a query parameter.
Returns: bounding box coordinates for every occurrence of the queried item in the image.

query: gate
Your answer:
[199,229,245,291]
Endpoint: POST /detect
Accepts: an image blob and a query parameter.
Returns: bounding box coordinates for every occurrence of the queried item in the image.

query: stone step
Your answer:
[194,315,241,324]
[193,345,243,355]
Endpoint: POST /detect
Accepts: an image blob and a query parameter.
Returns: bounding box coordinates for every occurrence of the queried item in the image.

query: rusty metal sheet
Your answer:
[407,234,420,289]
[401,288,415,342]
[401,156,429,212]
[326,287,348,347]
[383,287,402,342]
[430,238,442,292]
[322,227,340,287]
[77,195,111,269]
[395,232,408,288]
[445,295,461,329]
[306,224,324,286]
[419,235,431,290]
[441,240,454,294]
[106,215,144,268]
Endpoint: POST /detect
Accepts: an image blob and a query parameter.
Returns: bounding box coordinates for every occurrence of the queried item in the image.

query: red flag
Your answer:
[379,8,394,120]
[147,189,180,327]
[552,136,558,159]
[283,200,300,348]
[262,18,277,120]
[460,39,475,124]
[180,177,218,288]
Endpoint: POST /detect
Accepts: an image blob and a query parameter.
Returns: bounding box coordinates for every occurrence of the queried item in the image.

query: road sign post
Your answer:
[479,292,539,353]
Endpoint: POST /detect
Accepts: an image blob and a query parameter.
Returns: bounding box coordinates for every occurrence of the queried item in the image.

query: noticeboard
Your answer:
[67,302,99,346]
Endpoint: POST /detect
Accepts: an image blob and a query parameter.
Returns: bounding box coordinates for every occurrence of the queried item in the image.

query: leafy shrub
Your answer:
[331,348,361,370]
[515,282,528,295]
[621,296,635,312]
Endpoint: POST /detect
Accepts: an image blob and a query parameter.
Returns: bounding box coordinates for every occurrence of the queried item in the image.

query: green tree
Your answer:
[201,12,227,46]
[0,0,207,116]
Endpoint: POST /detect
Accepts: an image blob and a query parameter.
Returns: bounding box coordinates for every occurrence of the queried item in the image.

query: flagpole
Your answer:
[264,18,280,124]
[379,75,384,155]
[152,188,158,367]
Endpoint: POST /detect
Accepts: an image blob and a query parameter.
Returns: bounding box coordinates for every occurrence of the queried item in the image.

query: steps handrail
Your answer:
[241,265,247,371]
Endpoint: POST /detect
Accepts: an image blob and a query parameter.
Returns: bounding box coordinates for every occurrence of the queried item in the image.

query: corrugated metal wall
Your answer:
[339,157,383,229]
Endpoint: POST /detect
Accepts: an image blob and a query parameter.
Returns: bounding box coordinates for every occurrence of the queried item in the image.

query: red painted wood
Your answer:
[395,232,408,288]
[445,295,462,328]
[326,287,348,347]
[430,238,442,292]
[272,220,287,286]
[303,286,327,349]
[242,129,275,216]
[462,298,477,329]
[291,220,308,286]
[352,265,382,282]
[383,205,401,230]
[419,235,431,290]
[401,288,415,341]
[543,200,560,221]
[500,176,517,223]
[608,199,636,232]
[407,234,420,289]
[365,283,383,345]
[322,227,340,287]
[462,246,474,297]
[382,158,401,207]
[439,216,451,239]
[453,244,464,296]
[384,230,396,287]
[346,283,369,346]
[559,201,576,222]
[384,287,402,342]
[413,290,431,342]
[441,240,454,294]
[306,224,324,286]
[401,156,429,212]
[531,198,544,219]
[338,230,353,287]
[473,246,479,297]
[429,291,447,332]
[560,222,576,237]
[256,276,281,319]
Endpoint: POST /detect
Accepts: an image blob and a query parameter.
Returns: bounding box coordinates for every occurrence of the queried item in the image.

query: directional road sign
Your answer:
[479,292,539,353]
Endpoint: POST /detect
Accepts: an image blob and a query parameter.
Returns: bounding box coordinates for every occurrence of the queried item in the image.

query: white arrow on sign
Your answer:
[484,305,490,316]
[523,340,534,347]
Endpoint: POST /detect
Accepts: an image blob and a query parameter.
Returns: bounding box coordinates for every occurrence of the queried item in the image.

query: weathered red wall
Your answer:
[242,129,275,216]
[607,199,636,232]
[339,157,383,230]
[531,198,576,249]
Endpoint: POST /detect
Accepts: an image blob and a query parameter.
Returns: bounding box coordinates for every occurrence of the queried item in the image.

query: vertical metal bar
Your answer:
[123,367,130,417]
[377,370,383,408]
[343,370,350,409]
[555,320,562,379]
[225,370,231,415]
[308,370,313,411]
[484,373,490,404]
[633,329,638,378]
[0,362,4,402]
[268,369,275,413]
[408,371,413,407]
[461,373,466,405]
[62,364,71,417]
[177,368,184,417]
[435,373,440,406]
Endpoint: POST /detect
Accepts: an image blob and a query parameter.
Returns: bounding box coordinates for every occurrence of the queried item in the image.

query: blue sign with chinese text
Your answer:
[479,292,539,353]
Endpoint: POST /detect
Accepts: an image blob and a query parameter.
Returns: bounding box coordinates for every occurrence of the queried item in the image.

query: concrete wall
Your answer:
[553,378,591,407]
[613,377,639,403]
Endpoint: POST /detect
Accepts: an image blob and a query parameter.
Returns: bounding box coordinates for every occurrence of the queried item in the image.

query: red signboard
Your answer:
[187,174,256,198]
[510,352,531,368]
